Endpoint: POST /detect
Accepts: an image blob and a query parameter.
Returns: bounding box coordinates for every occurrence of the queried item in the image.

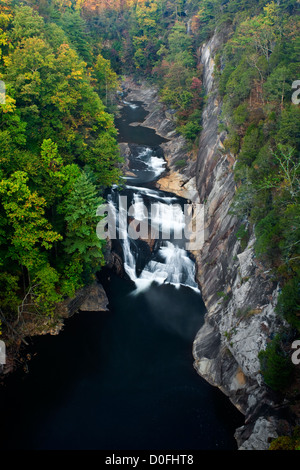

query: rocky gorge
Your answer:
[117,32,299,450]
[0,32,296,449]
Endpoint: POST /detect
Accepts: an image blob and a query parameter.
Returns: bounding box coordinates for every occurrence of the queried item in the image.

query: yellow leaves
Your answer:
[263,1,280,25]
[0,11,13,29]
[70,69,83,80]
[1,95,16,113]
[0,172,62,253]
[133,35,148,45]
[57,42,71,57]
[82,0,151,13]
[196,6,205,21]
[51,90,78,113]
[3,55,11,67]
[142,17,156,28]
[0,34,8,46]
[53,0,72,10]
[75,0,86,10]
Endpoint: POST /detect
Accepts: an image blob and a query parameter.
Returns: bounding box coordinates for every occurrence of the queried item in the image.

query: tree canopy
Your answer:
[0,1,122,337]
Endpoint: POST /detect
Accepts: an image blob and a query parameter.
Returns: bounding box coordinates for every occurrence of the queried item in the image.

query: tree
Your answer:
[89,132,122,186]
[232,11,278,63]
[0,0,13,64]
[263,65,290,109]
[0,171,62,271]
[59,172,107,281]
[57,10,93,64]
[271,145,300,200]
[276,105,300,151]
[168,22,192,59]
[94,53,119,106]
[10,5,45,43]
[258,334,293,391]
[276,275,300,330]
[0,0,126,340]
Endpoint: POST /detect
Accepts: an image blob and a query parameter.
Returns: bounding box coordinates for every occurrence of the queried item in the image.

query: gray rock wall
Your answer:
[192,32,289,449]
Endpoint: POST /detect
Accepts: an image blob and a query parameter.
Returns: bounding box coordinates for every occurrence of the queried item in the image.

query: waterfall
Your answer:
[108,185,200,295]
[136,146,166,178]
[108,102,201,296]
[134,242,200,294]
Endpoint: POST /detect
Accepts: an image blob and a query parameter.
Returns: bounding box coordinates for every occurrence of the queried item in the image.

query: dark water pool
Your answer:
[0,274,243,450]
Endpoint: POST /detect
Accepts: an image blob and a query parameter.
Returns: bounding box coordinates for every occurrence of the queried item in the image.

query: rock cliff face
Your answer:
[121,58,293,448]
[191,33,288,449]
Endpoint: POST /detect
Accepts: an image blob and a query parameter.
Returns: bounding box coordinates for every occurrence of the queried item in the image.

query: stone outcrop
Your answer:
[0,278,110,377]
[119,142,137,177]
[55,281,110,317]
[78,282,109,312]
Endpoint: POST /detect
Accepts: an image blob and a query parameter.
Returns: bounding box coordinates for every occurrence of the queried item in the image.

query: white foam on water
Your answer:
[136,147,166,178]
[130,241,200,295]
[125,185,178,203]
[123,100,139,109]
[108,164,200,296]
[150,202,185,237]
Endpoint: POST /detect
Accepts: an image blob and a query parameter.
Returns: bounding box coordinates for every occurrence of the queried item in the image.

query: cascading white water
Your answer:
[133,241,200,295]
[136,147,166,178]
[108,181,200,295]
[108,101,201,296]
[123,100,139,109]
[108,192,138,282]
[125,185,178,203]
[150,202,185,239]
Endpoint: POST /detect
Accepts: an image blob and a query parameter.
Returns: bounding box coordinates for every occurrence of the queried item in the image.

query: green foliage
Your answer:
[0,171,62,269]
[232,103,249,127]
[229,173,255,218]
[11,5,45,42]
[59,172,107,279]
[0,272,20,314]
[177,119,202,142]
[276,105,300,150]
[269,427,300,450]
[174,159,186,168]
[223,60,255,108]
[59,255,84,298]
[224,129,240,155]
[94,53,119,108]
[84,3,203,142]
[258,334,294,391]
[167,22,193,60]
[220,3,300,343]
[255,210,281,260]
[0,3,122,335]
[239,126,263,167]
[57,10,93,65]
[236,223,250,251]
[276,276,300,331]
[153,23,203,142]
[32,265,63,317]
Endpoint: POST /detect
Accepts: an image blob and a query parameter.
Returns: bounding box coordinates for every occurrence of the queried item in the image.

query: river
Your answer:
[0,97,243,450]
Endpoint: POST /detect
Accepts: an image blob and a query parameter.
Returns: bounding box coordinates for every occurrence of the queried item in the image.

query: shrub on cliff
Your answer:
[276,276,300,332]
[269,427,300,450]
[258,333,294,391]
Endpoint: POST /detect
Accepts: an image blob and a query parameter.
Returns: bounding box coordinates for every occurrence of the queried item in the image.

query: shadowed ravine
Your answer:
[0,98,243,450]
